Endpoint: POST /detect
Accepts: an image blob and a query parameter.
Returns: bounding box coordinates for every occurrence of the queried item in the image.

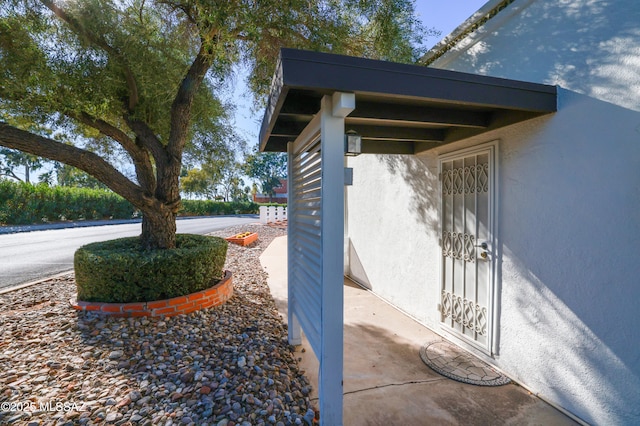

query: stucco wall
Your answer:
[432,0,640,112]
[345,153,440,326]
[484,94,639,425]
[346,1,640,424]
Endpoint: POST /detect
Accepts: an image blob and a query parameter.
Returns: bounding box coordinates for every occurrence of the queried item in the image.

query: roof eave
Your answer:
[259,48,557,153]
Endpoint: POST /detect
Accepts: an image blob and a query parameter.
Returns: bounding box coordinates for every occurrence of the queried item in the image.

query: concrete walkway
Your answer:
[260,236,581,425]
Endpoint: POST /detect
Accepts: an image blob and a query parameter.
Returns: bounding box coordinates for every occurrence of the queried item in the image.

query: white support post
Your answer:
[259,206,267,224]
[287,141,302,345]
[318,92,354,425]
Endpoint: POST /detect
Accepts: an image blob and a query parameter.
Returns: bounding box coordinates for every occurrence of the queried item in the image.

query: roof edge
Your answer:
[420,0,518,66]
[259,54,287,152]
[259,48,557,153]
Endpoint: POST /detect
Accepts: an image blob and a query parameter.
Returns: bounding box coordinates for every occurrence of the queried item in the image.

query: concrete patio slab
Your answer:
[260,235,582,425]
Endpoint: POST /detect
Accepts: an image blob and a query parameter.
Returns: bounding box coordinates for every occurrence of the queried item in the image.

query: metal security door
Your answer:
[439,143,496,353]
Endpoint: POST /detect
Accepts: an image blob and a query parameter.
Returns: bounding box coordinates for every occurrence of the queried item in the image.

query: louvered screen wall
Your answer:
[288,133,323,354]
[284,93,353,425]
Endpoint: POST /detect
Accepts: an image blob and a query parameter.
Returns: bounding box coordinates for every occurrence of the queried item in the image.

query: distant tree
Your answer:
[0,148,46,183]
[244,152,287,202]
[180,167,220,200]
[219,161,246,202]
[53,162,108,189]
[181,157,247,202]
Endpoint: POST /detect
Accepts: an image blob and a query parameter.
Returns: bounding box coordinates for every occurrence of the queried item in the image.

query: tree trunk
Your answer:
[139,154,182,250]
[141,205,177,250]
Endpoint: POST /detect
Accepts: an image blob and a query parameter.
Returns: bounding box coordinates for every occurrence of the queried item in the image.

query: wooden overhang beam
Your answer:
[270,118,449,154]
[344,125,445,142]
[270,99,488,147]
[349,102,490,128]
[272,118,448,141]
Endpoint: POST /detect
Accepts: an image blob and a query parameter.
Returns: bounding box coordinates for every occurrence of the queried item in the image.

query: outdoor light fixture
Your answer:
[344,130,362,156]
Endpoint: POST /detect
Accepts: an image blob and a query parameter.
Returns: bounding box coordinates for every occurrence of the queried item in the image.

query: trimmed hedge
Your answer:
[179,200,258,216]
[0,180,260,226]
[74,234,228,303]
[0,180,135,225]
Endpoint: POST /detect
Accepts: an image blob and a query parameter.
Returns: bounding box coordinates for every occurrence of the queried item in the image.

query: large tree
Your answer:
[0,0,433,249]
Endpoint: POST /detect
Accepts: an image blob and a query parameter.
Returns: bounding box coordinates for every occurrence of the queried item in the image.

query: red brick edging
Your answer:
[71,270,233,317]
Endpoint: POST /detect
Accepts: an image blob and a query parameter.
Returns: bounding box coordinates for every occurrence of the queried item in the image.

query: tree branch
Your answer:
[0,170,23,182]
[167,42,213,158]
[0,122,155,210]
[71,112,135,152]
[40,0,140,111]
[70,111,157,192]
[123,117,168,168]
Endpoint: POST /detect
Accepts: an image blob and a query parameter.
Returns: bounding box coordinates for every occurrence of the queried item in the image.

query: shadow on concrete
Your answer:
[286,279,578,426]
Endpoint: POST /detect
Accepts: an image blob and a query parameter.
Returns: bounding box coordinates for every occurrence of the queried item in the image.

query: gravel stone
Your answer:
[0,224,315,426]
[128,390,142,402]
[108,350,124,360]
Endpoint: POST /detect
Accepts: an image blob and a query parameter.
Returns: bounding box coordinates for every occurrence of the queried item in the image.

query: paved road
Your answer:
[0,215,258,290]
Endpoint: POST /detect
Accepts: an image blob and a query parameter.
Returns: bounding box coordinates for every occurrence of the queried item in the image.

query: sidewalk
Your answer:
[260,236,581,425]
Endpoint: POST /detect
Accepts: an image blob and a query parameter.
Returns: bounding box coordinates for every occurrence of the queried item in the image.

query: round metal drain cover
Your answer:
[420,340,511,386]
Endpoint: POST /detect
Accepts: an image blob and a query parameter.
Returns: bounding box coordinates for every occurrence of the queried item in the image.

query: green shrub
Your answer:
[74,234,228,303]
[0,180,258,226]
[179,200,259,216]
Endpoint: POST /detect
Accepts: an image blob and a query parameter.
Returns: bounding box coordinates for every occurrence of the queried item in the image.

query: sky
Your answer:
[232,0,489,149]
[415,0,488,47]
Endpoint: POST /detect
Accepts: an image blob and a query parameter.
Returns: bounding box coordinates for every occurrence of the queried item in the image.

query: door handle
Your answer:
[476,242,489,260]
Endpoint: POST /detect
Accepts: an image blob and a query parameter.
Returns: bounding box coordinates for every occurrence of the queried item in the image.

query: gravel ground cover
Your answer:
[0,224,316,426]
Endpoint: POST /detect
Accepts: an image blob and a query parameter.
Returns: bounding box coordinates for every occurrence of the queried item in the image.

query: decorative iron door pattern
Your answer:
[440,144,495,352]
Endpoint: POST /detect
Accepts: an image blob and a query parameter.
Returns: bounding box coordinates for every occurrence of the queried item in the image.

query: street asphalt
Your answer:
[0,215,259,290]
[0,214,258,234]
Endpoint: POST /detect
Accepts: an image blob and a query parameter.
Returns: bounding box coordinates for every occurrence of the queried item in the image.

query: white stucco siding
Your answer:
[433,0,640,112]
[354,0,640,423]
[346,89,640,424]
[345,154,441,327]
[492,90,640,425]
[345,1,640,423]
